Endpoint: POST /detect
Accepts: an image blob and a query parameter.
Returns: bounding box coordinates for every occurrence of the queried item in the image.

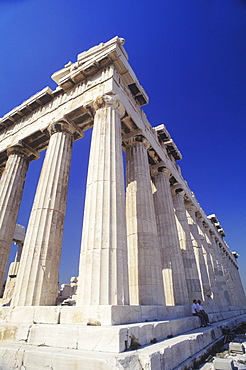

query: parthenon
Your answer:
[0,37,245,369]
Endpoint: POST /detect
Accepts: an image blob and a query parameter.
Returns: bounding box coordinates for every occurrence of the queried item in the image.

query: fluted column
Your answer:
[210,235,231,305]
[11,120,82,306]
[152,165,189,305]
[185,202,211,303]
[76,94,129,306]
[125,136,165,306]
[172,184,202,302]
[0,145,39,291]
[219,244,244,306]
[231,261,246,306]
[198,220,221,306]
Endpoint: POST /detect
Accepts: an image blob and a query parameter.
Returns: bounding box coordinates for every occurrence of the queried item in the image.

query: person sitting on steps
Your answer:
[197,299,211,326]
[191,299,206,327]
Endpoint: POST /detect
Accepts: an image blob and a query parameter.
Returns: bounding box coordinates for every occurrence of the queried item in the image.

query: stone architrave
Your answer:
[76,94,129,306]
[152,165,189,305]
[125,136,165,306]
[172,184,202,302]
[0,145,39,291]
[11,120,82,306]
[185,202,211,303]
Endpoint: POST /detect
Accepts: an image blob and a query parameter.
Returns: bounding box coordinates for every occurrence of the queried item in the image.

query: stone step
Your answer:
[0,308,244,354]
[1,304,244,326]
[0,314,245,370]
[0,315,201,353]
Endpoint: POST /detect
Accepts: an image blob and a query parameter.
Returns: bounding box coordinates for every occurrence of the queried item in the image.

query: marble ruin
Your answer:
[0,37,245,369]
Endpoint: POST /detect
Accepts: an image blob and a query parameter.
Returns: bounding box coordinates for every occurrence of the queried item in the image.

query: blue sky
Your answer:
[1,0,246,291]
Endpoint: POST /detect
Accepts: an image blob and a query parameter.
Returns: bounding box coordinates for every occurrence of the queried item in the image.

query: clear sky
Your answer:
[1,0,246,291]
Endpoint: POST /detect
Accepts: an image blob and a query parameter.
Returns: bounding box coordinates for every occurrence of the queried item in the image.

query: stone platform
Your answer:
[0,313,245,370]
[0,305,245,369]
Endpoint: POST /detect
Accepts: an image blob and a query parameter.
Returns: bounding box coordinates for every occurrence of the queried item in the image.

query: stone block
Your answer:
[153,321,171,341]
[9,307,34,323]
[0,323,30,343]
[111,305,141,324]
[28,324,79,349]
[0,307,12,323]
[229,341,245,353]
[77,326,127,353]
[33,306,61,324]
[213,357,234,370]
[60,306,110,325]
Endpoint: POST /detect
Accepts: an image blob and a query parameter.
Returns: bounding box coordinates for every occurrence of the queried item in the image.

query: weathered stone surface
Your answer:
[125,137,165,306]
[76,95,129,306]
[11,121,82,306]
[213,357,234,370]
[0,146,37,291]
[152,166,189,305]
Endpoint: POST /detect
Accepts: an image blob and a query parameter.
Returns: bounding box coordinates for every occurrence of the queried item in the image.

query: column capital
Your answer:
[93,93,125,117]
[195,212,203,221]
[185,200,197,212]
[202,220,210,229]
[209,230,215,237]
[171,183,184,196]
[124,135,150,150]
[47,119,84,141]
[150,163,171,178]
[7,143,39,162]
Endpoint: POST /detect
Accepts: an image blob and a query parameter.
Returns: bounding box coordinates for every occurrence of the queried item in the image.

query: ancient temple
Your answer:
[0,37,245,369]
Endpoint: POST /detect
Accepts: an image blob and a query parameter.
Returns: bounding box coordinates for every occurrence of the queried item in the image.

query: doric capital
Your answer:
[150,163,171,177]
[185,200,197,212]
[124,135,150,150]
[7,143,39,162]
[93,93,125,117]
[203,220,210,229]
[196,212,203,222]
[47,119,84,141]
[171,183,184,196]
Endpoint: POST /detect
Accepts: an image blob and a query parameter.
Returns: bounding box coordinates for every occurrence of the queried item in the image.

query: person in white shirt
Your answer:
[191,299,206,327]
[197,300,211,325]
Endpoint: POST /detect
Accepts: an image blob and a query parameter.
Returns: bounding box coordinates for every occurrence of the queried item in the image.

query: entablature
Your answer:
[51,36,148,107]
[154,124,182,161]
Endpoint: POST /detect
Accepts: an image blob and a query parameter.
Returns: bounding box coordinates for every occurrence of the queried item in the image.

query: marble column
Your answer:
[11,120,82,306]
[76,94,129,306]
[219,245,234,306]
[231,262,246,306]
[172,184,202,302]
[185,202,211,303]
[2,239,24,305]
[197,220,220,306]
[210,235,231,306]
[125,136,165,306]
[0,144,39,292]
[152,165,189,305]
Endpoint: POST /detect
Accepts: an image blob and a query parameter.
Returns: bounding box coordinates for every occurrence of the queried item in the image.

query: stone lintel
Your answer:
[0,87,53,131]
